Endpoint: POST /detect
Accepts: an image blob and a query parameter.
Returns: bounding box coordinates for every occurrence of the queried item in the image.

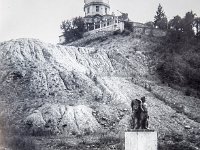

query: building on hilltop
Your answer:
[59,0,166,44]
[84,0,110,16]
[59,0,167,44]
[83,0,127,32]
[59,0,128,43]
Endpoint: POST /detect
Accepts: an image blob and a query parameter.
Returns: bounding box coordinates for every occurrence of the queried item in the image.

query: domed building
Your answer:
[59,0,128,43]
[84,0,110,16]
[83,0,123,31]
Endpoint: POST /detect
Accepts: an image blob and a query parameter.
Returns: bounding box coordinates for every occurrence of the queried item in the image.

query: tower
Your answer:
[84,0,110,16]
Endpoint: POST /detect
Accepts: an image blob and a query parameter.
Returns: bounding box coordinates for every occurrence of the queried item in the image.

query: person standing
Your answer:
[140,96,149,129]
[131,99,143,129]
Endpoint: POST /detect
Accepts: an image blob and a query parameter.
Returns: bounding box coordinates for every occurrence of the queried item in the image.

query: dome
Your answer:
[84,0,109,5]
[84,0,110,9]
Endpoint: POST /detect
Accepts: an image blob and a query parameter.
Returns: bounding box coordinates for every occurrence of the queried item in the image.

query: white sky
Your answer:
[0,0,200,44]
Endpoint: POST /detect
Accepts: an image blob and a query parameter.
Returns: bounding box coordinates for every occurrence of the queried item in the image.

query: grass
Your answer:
[4,135,37,150]
[158,131,200,150]
[49,131,123,150]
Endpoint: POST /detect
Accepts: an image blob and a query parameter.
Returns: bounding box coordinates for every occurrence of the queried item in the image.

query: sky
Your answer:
[0,0,200,44]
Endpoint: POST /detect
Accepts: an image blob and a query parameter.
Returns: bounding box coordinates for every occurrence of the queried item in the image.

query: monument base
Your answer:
[125,130,157,150]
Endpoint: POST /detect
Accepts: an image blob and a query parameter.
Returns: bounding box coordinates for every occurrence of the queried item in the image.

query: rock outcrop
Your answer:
[0,38,128,135]
[25,104,101,135]
[0,39,114,97]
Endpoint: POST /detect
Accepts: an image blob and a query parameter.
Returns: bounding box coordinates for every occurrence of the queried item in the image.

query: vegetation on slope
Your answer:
[154,11,200,96]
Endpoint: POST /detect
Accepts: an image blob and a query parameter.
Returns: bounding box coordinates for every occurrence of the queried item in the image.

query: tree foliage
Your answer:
[182,11,196,37]
[154,4,168,29]
[167,11,199,41]
[124,21,133,32]
[194,17,200,34]
[155,10,200,91]
[60,17,86,43]
[168,15,183,31]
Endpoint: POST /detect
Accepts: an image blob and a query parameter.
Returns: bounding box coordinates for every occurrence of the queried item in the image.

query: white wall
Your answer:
[85,5,110,16]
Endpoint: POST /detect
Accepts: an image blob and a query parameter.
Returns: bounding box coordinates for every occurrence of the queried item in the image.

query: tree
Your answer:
[60,20,73,42]
[154,4,168,29]
[168,15,183,31]
[60,17,86,43]
[194,17,200,34]
[60,20,72,31]
[124,21,133,32]
[72,17,86,37]
[156,17,168,30]
[182,11,196,36]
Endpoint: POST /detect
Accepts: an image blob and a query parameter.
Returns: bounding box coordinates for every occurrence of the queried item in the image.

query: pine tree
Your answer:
[154,4,167,29]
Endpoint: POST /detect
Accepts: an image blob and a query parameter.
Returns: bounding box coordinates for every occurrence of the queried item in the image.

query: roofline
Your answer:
[84,2,110,9]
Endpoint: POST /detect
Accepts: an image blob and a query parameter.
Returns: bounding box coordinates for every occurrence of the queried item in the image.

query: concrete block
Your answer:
[125,130,157,150]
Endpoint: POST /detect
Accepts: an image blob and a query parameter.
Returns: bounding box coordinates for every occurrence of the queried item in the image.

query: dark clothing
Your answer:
[131,99,149,129]
[141,112,149,129]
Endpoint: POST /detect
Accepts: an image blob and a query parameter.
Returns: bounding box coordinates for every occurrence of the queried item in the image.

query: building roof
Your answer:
[84,0,109,4]
[84,0,110,9]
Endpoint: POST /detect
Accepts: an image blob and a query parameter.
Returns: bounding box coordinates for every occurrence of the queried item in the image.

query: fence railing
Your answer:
[84,21,124,36]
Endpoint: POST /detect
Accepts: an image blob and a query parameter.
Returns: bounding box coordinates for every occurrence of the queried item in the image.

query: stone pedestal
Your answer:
[125,130,157,150]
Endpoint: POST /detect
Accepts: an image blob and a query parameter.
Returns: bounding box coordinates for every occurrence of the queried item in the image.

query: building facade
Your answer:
[84,0,110,16]
[59,0,127,43]
[83,0,127,33]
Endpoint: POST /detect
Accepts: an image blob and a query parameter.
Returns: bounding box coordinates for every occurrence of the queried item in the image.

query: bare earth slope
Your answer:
[0,37,200,149]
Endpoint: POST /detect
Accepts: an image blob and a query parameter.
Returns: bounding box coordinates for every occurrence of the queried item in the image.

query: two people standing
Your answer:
[131,96,149,129]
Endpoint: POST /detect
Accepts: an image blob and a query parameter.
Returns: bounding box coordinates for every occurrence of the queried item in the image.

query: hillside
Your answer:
[0,36,200,150]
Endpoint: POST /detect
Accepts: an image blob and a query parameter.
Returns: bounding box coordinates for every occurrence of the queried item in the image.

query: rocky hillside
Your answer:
[0,36,200,150]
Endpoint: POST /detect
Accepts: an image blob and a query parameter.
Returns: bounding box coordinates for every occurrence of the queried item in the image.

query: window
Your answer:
[105,8,107,14]
[87,7,90,14]
[96,6,99,12]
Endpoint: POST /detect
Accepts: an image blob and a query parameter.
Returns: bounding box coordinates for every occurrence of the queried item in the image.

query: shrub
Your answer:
[185,88,191,96]
[124,21,133,32]
[61,17,86,43]
[113,30,121,35]
[122,29,131,36]
[6,136,36,150]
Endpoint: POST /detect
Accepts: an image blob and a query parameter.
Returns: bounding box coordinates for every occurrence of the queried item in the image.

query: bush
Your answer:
[124,21,133,32]
[61,17,86,43]
[113,30,121,35]
[155,30,200,91]
[122,29,131,36]
[196,32,200,39]
[185,88,191,96]
[5,136,36,150]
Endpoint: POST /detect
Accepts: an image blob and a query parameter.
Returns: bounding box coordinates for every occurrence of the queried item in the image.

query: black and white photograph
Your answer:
[0,0,200,149]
